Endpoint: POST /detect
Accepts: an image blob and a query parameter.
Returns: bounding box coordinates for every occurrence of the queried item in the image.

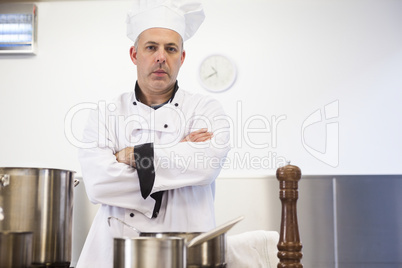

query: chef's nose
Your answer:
[155,49,166,64]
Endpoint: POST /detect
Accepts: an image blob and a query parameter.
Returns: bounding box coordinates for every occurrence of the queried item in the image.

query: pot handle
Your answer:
[187,215,244,248]
[108,216,142,234]
[0,174,10,188]
[74,179,80,187]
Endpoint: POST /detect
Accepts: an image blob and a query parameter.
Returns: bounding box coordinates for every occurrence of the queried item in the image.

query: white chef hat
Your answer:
[126,0,205,43]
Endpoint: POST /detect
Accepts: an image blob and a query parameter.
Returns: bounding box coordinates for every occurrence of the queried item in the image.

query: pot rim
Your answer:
[0,167,76,173]
[114,236,185,241]
[140,232,203,235]
[0,231,33,235]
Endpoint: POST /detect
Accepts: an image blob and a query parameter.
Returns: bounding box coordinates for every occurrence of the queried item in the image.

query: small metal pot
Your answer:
[114,236,186,268]
[109,216,244,268]
[140,232,226,268]
[0,231,33,268]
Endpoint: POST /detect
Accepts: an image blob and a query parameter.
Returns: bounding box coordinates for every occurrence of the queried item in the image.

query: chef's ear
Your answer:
[181,50,186,66]
[130,46,138,65]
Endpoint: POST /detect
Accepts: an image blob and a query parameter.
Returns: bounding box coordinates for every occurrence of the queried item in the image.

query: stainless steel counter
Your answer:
[298,175,402,268]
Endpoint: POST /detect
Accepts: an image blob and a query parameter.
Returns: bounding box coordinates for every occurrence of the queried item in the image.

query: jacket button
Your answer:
[133,101,137,105]
[174,103,179,107]
[164,124,168,128]
[130,213,134,217]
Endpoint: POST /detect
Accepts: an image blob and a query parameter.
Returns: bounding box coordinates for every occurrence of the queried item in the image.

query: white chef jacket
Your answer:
[76,86,231,267]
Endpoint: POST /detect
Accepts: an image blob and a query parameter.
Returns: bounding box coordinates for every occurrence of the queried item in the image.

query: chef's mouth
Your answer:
[153,70,168,76]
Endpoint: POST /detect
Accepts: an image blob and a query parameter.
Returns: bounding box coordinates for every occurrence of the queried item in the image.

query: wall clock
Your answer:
[198,54,237,92]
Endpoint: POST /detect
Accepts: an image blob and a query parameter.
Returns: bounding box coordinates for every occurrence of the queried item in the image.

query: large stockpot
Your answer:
[0,167,76,267]
[0,231,33,268]
[140,232,226,268]
[114,236,186,268]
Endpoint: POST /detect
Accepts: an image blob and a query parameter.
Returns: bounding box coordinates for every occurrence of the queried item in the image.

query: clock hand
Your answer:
[205,70,217,79]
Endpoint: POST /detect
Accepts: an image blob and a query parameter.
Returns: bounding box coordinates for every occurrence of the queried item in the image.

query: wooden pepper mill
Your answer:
[276,163,303,268]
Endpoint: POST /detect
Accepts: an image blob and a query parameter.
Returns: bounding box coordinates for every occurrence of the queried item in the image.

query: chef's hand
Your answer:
[115,147,136,168]
[181,128,213,142]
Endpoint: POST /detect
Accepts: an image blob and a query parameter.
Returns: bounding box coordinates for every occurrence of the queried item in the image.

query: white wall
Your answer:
[1,0,401,176]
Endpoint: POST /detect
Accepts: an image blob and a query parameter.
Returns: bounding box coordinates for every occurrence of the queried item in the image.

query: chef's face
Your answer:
[130,28,185,95]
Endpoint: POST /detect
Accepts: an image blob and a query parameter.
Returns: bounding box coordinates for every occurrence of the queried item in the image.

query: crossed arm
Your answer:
[115,128,213,167]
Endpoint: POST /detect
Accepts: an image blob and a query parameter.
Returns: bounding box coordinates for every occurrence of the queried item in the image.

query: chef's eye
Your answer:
[167,47,178,53]
[146,45,156,51]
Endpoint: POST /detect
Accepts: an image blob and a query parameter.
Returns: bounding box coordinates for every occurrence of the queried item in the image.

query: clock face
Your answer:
[199,55,237,92]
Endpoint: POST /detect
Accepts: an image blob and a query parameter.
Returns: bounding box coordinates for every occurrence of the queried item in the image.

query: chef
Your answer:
[76,0,231,266]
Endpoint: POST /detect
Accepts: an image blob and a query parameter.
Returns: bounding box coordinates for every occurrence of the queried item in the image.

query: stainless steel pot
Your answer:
[114,236,186,268]
[140,232,226,268]
[0,231,33,268]
[0,167,76,267]
[109,216,244,268]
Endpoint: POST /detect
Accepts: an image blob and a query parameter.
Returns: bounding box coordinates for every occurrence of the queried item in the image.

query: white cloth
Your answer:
[227,231,280,268]
[76,89,230,267]
[126,0,205,42]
